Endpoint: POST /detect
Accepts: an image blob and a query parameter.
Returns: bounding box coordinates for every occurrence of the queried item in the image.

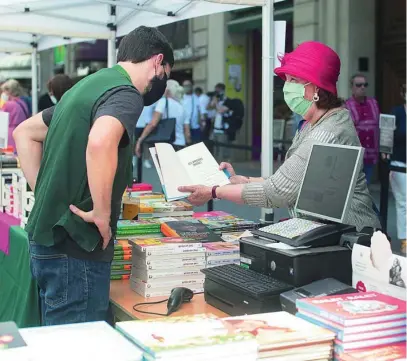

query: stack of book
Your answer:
[129,237,206,298]
[338,343,406,361]
[138,200,193,219]
[125,183,153,197]
[161,218,220,242]
[221,312,336,360]
[111,240,132,280]
[116,314,258,361]
[116,220,162,239]
[122,192,165,220]
[203,242,240,268]
[295,292,406,359]
[195,214,260,234]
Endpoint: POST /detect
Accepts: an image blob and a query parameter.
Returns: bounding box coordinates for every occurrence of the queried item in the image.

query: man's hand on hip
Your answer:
[69,205,112,250]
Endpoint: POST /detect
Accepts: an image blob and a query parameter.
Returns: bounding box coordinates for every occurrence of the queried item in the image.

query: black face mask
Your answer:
[143,66,168,106]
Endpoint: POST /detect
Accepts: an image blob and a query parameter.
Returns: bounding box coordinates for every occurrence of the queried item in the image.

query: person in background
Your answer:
[1,79,30,151]
[179,41,381,232]
[134,102,157,170]
[345,74,380,184]
[195,87,212,140]
[48,74,74,103]
[182,80,200,143]
[136,79,191,156]
[13,26,174,325]
[38,78,56,111]
[389,84,406,254]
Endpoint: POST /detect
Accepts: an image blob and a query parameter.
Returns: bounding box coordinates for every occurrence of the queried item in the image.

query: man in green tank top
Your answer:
[13,26,174,325]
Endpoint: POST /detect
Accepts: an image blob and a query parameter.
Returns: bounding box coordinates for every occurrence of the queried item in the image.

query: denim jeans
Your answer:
[363,164,375,184]
[29,241,111,326]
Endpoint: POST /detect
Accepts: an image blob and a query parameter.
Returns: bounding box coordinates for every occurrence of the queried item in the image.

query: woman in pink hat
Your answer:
[179,41,381,231]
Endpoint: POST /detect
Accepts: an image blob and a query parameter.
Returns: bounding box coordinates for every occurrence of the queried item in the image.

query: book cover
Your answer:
[203,242,239,256]
[339,343,406,361]
[129,237,203,255]
[296,292,406,326]
[334,333,406,353]
[116,314,256,358]
[161,219,221,242]
[193,211,231,218]
[297,310,406,335]
[221,312,335,352]
[131,266,203,281]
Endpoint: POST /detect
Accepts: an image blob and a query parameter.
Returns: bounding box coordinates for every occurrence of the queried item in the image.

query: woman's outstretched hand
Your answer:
[219,162,249,184]
[178,185,212,206]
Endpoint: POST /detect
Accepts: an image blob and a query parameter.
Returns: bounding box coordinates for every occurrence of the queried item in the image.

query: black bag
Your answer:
[144,98,176,144]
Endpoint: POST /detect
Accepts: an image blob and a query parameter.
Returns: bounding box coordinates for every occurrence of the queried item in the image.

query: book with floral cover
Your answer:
[116,314,257,360]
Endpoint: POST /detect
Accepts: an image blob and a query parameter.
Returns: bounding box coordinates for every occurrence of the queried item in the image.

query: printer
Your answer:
[203,144,367,316]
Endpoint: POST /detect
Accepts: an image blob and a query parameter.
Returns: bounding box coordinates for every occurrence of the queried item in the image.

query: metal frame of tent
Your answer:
[0,0,279,219]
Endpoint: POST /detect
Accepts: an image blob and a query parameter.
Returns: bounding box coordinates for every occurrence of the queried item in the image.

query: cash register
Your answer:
[202,143,364,316]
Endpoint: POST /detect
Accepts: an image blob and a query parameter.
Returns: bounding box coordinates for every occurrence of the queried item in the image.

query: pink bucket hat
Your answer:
[274,41,341,95]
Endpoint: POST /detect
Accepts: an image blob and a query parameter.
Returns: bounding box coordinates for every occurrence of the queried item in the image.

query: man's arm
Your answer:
[86,116,124,221]
[13,111,49,190]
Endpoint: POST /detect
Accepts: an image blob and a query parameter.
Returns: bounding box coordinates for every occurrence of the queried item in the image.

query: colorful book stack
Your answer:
[161,219,221,242]
[111,240,132,280]
[129,237,206,298]
[122,192,165,220]
[295,292,406,360]
[203,242,240,268]
[116,314,258,361]
[125,183,153,197]
[222,312,336,360]
[116,220,162,239]
[138,200,193,219]
[196,214,260,234]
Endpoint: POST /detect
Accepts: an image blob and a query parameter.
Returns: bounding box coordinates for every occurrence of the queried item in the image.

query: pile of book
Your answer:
[295,291,406,360]
[116,220,162,239]
[115,311,336,361]
[122,190,165,220]
[195,213,259,234]
[203,242,240,268]
[138,200,193,219]
[111,240,132,280]
[116,314,258,361]
[161,218,220,242]
[338,343,406,361]
[129,237,206,298]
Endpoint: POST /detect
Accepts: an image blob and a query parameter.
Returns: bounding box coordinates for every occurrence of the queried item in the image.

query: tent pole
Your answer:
[107,4,117,68]
[31,36,39,115]
[260,0,274,223]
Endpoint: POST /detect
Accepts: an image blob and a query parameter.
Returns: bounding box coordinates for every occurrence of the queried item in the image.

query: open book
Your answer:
[150,142,230,201]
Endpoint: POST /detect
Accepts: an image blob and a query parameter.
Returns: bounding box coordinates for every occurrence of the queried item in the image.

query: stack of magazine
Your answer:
[129,237,206,298]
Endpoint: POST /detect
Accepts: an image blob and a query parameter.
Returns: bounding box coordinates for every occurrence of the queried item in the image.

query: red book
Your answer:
[297,292,406,326]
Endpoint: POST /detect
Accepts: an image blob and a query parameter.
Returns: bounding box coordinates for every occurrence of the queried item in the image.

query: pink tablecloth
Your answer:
[0,213,21,255]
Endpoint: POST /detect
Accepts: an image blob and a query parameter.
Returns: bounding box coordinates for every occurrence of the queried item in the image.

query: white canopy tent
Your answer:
[0,0,282,219]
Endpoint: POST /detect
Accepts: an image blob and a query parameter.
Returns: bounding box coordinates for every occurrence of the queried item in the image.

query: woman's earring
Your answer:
[313,92,320,102]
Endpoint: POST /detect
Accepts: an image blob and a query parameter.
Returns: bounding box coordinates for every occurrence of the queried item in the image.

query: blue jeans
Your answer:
[29,241,111,326]
[364,164,375,184]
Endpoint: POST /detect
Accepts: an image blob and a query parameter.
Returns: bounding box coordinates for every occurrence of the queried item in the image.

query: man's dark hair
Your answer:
[117,26,174,67]
[49,74,74,101]
[194,87,203,95]
[350,73,366,86]
[215,83,226,91]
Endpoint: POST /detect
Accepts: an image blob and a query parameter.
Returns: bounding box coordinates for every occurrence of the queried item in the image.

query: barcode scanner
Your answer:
[166,287,194,315]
